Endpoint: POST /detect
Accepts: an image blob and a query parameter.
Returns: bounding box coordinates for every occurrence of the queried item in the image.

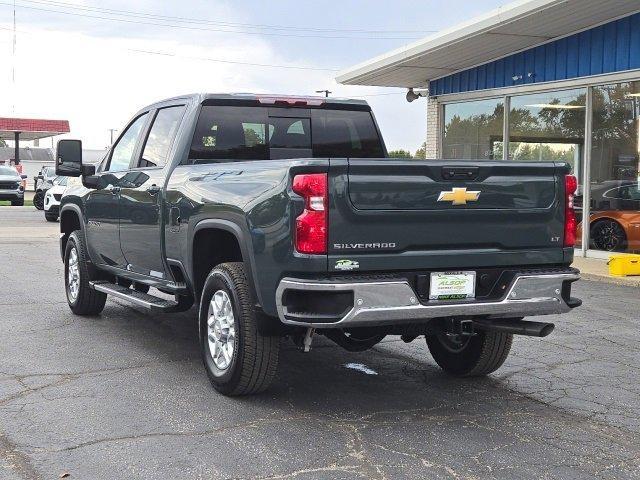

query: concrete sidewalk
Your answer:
[573,255,640,287]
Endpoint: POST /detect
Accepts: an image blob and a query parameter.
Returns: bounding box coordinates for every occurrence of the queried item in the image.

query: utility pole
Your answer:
[108,128,118,145]
[315,90,331,98]
[11,0,16,114]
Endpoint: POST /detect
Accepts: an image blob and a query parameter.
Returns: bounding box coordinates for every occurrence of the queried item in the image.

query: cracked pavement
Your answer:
[1,209,639,479]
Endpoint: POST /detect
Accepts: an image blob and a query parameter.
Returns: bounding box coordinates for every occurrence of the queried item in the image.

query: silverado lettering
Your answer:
[333,243,397,249]
[54,93,581,397]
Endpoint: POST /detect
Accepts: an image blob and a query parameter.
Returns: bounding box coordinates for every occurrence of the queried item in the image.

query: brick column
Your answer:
[425,97,440,159]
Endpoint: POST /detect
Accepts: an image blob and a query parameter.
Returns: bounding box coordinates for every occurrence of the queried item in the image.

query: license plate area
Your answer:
[429,271,476,300]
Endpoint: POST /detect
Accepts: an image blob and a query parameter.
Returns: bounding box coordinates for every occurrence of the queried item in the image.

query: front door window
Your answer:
[109,113,148,172]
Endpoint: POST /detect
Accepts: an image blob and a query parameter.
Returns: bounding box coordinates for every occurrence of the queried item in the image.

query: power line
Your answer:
[128,49,340,72]
[0,1,431,40]
[18,0,438,35]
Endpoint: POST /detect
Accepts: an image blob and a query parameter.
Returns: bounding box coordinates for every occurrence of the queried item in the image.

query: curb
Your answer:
[0,206,37,211]
[579,272,640,288]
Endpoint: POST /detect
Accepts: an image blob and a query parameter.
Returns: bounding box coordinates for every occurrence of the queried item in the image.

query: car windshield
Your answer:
[53,176,68,186]
[0,166,17,176]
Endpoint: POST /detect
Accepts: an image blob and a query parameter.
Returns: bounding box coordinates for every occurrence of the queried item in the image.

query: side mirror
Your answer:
[56,140,83,177]
[20,174,27,180]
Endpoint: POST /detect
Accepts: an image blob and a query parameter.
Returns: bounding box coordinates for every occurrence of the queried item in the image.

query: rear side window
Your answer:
[188,105,384,163]
[139,105,185,168]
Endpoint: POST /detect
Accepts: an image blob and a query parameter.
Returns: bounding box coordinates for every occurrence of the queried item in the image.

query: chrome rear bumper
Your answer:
[275,271,580,328]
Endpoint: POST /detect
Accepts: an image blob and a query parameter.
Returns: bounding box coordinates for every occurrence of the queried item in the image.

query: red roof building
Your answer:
[0,117,70,164]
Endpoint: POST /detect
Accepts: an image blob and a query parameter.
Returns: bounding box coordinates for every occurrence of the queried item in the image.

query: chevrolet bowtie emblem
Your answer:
[437,187,481,205]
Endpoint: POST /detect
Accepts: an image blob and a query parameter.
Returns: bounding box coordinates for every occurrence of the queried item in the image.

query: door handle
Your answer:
[147,184,161,195]
[109,186,121,195]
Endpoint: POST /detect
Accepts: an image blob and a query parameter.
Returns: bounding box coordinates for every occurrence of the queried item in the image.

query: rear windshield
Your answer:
[188,105,384,163]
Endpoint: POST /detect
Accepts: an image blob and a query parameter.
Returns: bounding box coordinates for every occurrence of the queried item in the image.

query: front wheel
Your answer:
[199,262,279,396]
[45,212,58,222]
[426,328,513,377]
[590,219,627,252]
[11,198,24,206]
[33,190,44,210]
[64,231,107,315]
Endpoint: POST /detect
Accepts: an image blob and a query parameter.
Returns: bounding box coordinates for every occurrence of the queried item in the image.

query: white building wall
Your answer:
[425,97,440,159]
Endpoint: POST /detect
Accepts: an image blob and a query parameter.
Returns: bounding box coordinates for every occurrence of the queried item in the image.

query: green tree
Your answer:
[0,139,6,148]
[388,149,412,158]
[414,142,426,159]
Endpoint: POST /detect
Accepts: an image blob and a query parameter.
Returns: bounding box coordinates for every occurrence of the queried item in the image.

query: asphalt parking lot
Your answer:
[1,208,639,480]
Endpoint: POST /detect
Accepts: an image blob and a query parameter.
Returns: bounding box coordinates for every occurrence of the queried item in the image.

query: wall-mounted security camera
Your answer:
[406,88,429,103]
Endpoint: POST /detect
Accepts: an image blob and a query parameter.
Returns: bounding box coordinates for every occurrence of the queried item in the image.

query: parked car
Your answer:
[576,181,640,252]
[43,176,69,222]
[0,165,27,206]
[55,93,581,396]
[33,166,57,210]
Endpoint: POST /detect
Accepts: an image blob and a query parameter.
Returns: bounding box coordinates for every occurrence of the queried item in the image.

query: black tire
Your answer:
[45,212,58,222]
[11,198,24,206]
[590,219,627,252]
[33,190,44,210]
[64,231,107,315]
[199,262,279,396]
[426,329,513,377]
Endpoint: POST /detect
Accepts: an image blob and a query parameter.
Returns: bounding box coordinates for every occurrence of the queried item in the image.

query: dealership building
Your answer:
[338,0,640,258]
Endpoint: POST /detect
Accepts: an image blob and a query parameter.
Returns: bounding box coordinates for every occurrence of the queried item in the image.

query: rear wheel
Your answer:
[199,262,279,396]
[45,211,58,222]
[64,231,107,315]
[426,329,513,377]
[11,198,24,206]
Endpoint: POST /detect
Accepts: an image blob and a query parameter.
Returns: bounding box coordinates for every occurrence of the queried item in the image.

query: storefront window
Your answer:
[588,82,640,253]
[509,89,586,174]
[443,99,504,160]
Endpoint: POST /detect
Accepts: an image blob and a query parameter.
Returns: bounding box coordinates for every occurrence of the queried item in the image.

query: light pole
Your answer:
[315,90,331,98]
[108,128,118,145]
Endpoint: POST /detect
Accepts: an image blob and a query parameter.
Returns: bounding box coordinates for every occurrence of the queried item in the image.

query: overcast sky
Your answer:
[0,0,506,152]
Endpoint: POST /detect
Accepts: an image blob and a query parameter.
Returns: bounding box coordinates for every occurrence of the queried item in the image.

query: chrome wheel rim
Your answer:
[67,247,80,302]
[207,290,236,370]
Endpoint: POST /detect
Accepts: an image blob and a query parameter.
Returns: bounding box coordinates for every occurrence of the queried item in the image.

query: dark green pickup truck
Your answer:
[56,93,581,396]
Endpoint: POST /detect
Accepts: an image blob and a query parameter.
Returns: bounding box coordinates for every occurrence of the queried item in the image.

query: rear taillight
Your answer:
[564,174,578,247]
[292,173,327,254]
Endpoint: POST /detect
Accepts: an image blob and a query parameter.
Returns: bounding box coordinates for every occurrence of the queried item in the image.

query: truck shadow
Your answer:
[113,302,516,417]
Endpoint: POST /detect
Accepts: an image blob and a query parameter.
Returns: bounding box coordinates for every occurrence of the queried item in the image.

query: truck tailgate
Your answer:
[327,159,570,272]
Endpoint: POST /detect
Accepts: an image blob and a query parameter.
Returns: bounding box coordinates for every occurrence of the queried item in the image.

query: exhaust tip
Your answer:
[539,323,555,337]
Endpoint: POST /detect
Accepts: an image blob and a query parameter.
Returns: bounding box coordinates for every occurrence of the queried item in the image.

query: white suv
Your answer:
[44,176,69,222]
